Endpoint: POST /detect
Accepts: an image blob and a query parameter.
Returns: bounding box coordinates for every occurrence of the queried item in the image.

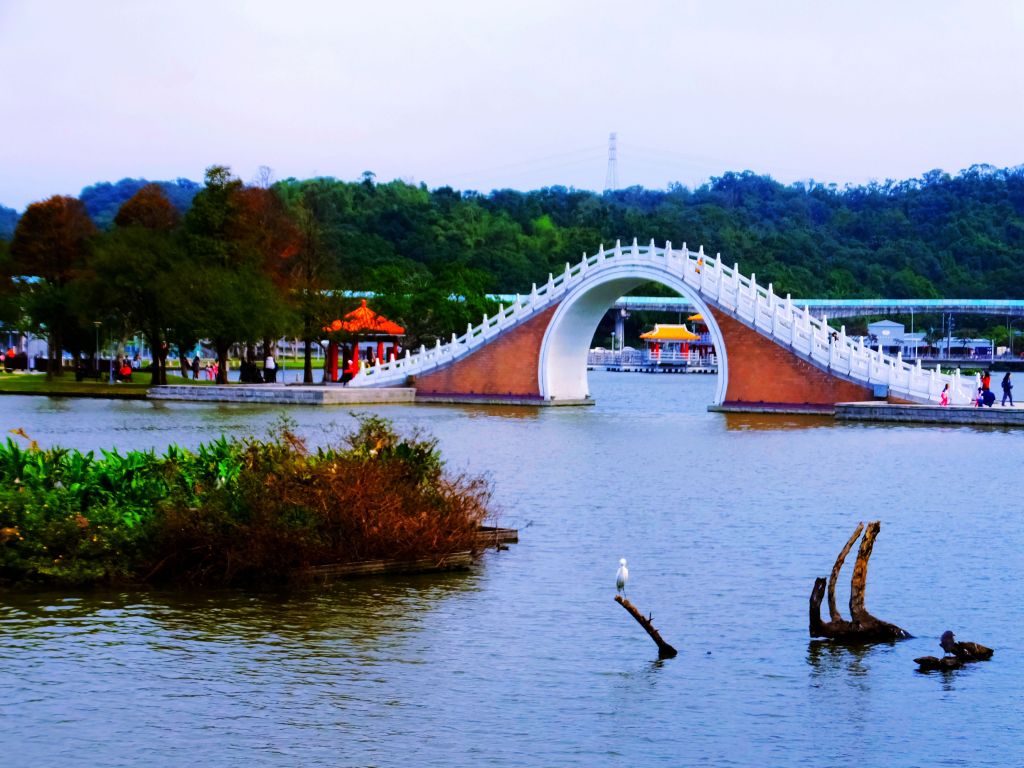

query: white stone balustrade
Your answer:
[351,239,974,405]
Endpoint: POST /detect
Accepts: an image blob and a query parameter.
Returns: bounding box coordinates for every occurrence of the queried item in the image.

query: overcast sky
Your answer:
[1,0,1021,210]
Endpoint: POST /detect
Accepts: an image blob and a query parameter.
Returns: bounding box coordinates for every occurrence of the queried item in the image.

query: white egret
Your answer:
[615,558,629,594]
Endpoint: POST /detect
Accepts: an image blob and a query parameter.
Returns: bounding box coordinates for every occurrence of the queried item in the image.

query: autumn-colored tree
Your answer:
[228,185,300,361]
[230,186,298,282]
[11,195,95,285]
[113,183,182,231]
[10,196,97,375]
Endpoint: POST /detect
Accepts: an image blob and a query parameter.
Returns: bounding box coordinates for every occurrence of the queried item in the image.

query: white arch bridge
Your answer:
[350,240,980,408]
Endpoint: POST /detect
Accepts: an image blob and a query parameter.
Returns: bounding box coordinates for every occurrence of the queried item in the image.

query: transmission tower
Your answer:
[604,132,618,191]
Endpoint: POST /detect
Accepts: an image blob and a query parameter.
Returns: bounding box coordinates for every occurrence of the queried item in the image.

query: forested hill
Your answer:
[274,165,1024,299]
[4,164,1024,299]
[0,205,18,240]
[78,177,202,229]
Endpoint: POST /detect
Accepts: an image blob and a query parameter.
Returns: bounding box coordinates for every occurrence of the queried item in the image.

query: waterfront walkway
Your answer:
[148,384,415,405]
[836,401,1024,426]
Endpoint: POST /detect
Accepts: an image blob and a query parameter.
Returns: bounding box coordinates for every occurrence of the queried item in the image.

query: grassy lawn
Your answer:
[272,359,325,370]
[0,372,210,397]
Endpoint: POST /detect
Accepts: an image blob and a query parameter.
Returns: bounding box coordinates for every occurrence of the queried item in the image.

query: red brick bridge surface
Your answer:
[413,302,872,409]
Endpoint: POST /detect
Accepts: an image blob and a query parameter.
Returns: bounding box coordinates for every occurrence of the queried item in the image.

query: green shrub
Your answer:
[0,417,492,587]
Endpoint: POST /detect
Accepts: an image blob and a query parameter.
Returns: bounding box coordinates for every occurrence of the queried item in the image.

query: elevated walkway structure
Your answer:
[607,296,1024,318]
[350,240,979,410]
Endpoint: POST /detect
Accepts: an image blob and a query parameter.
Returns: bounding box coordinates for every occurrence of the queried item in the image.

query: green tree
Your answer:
[88,184,186,384]
[286,195,336,383]
[183,165,293,383]
[0,238,16,327]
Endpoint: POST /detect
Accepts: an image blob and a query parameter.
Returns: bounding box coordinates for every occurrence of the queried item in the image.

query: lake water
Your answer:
[1,372,1022,767]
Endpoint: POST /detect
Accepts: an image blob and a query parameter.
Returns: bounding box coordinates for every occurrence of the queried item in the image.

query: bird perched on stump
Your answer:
[616,558,628,595]
[915,630,993,671]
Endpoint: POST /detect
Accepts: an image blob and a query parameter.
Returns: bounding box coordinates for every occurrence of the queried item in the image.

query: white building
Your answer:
[860,320,926,357]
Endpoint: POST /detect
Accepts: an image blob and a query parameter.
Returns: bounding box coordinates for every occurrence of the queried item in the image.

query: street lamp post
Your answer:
[1008,318,1024,357]
[108,332,115,385]
[93,321,101,375]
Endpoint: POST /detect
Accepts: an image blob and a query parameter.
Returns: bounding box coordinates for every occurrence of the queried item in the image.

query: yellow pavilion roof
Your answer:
[687,313,704,322]
[639,324,700,341]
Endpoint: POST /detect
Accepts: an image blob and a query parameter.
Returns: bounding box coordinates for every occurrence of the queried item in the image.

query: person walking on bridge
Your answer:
[1002,372,1014,406]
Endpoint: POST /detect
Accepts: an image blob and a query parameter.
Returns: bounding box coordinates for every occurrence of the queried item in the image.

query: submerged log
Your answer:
[809,521,911,643]
[300,551,475,582]
[914,655,964,671]
[614,595,678,659]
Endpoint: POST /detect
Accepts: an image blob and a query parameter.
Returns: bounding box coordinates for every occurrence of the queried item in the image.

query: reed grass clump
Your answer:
[0,417,492,587]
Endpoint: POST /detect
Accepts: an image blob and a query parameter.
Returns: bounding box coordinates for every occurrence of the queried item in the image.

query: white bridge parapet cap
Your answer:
[351,240,973,405]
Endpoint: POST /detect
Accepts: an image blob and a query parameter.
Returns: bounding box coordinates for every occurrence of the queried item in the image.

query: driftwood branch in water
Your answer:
[827,522,863,623]
[809,521,911,643]
[614,595,678,658]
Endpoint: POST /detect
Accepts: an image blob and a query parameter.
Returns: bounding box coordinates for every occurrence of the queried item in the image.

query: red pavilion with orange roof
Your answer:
[322,300,405,383]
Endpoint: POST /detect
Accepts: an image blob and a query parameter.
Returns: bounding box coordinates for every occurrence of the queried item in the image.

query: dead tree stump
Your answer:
[914,655,965,671]
[614,595,678,658]
[809,521,911,643]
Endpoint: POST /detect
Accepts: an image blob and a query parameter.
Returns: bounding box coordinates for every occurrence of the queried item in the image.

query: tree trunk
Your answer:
[216,340,230,385]
[177,343,190,379]
[302,313,316,384]
[614,595,678,658]
[145,331,167,386]
[153,347,166,386]
[48,330,64,378]
[809,521,911,643]
[303,336,314,384]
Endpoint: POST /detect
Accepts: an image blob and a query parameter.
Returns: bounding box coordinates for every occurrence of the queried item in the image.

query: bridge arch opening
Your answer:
[538,264,728,404]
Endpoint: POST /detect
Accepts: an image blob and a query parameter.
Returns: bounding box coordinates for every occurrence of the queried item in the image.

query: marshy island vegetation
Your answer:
[0,416,492,588]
